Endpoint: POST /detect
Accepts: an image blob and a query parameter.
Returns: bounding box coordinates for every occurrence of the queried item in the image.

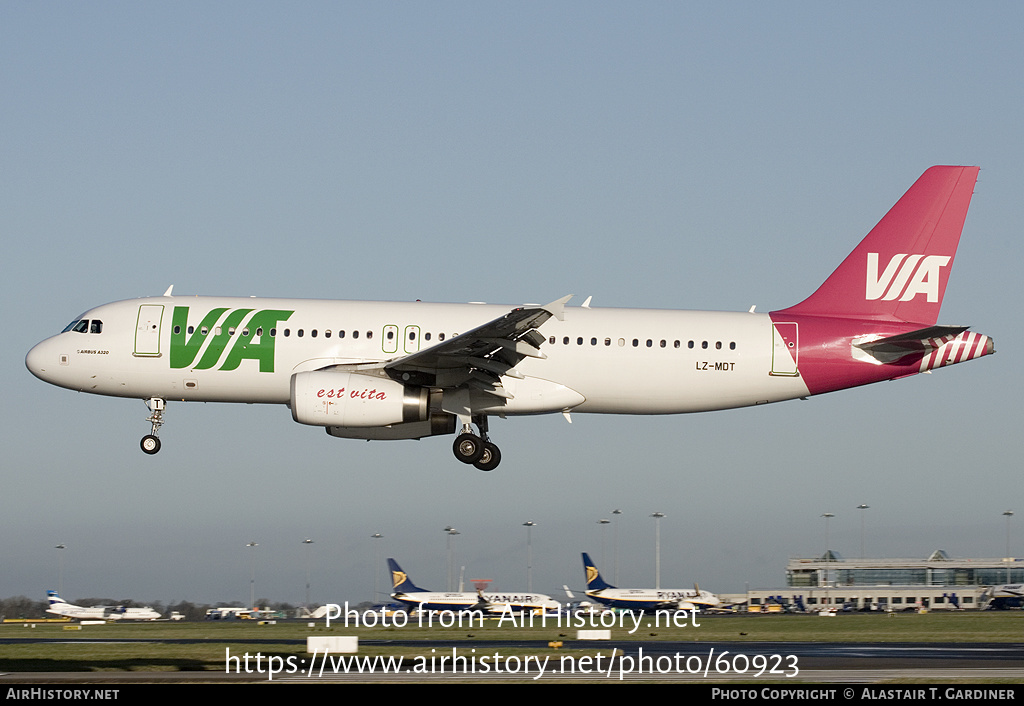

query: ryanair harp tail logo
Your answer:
[865,253,951,303]
[170,306,293,372]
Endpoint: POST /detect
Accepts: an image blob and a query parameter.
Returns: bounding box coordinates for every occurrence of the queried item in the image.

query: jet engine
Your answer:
[290,370,430,428]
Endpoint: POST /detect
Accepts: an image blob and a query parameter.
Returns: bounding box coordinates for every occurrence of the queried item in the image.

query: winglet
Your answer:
[542,295,573,322]
[162,285,174,297]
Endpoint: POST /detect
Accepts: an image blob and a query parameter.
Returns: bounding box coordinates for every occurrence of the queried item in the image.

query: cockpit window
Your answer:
[62,319,102,334]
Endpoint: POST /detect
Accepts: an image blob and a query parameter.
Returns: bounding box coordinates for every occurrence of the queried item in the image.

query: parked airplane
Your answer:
[581,553,720,612]
[45,591,161,621]
[982,584,1024,610]
[388,559,560,613]
[26,166,993,471]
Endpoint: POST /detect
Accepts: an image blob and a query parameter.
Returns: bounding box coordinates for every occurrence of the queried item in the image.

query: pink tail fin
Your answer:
[776,166,980,325]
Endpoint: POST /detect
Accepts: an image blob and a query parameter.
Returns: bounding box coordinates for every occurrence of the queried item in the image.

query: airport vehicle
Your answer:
[45,590,161,621]
[25,167,992,471]
[581,553,720,611]
[388,559,560,613]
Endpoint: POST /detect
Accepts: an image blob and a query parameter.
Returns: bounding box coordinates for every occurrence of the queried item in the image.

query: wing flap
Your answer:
[384,296,571,393]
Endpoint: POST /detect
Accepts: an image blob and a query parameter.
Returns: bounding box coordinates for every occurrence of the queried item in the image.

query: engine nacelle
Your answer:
[326,414,456,440]
[290,371,429,427]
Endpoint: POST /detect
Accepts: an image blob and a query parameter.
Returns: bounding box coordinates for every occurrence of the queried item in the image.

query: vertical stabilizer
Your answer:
[776,166,979,325]
[387,558,427,593]
[581,552,614,591]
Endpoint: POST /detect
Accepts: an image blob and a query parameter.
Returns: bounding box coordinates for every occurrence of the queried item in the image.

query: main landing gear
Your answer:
[452,414,501,471]
[140,397,165,455]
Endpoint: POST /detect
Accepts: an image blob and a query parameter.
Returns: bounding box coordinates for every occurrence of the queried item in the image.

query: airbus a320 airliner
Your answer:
[26,167,993,471]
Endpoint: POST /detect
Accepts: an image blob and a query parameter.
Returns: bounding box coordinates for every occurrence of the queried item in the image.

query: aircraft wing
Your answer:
[382,295,572,396]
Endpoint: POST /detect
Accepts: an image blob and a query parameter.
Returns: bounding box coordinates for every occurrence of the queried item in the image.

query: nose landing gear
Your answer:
[140,398,165,455]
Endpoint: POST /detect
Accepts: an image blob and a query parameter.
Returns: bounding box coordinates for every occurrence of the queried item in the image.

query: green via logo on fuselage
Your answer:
[170,307,294,372]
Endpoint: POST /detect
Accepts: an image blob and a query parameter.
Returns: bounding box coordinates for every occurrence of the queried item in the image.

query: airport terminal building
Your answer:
[744,551,1023,611]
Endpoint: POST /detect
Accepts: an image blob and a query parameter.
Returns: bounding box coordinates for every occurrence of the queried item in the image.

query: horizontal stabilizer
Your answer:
[854,325,969,355]
[853,326,994,369]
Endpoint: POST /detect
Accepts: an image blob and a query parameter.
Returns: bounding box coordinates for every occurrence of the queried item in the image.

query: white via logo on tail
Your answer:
[865,253,951,302]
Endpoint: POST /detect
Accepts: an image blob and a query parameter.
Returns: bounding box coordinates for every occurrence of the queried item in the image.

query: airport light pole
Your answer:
[523,521,537,593]
[612,509,622,584]
[857,504,869,559]
[1004,511,1014,583]
[54,544,66,596]
[821,513,834,609]
[371,533,383,605]
[444,527,459,591]
[246,542,258,610]
[302,538,314,608]
[597,518,610,569]
[651,512,665,590]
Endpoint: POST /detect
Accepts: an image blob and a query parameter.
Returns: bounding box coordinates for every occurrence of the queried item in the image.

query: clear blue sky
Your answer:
[2,1,1020,606]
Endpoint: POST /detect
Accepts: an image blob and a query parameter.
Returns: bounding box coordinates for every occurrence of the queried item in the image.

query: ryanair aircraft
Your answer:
[26,167,992,471]
[581,553,720,612]
[388,559,560,613]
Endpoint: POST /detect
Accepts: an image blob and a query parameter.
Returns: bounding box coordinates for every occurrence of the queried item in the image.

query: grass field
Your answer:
[2,611,1022,674]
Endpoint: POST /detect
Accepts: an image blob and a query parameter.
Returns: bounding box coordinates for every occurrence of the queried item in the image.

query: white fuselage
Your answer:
[27,295,811,415]
[585,587,720,611]
[391,590,561,613]
[47,602,161,621]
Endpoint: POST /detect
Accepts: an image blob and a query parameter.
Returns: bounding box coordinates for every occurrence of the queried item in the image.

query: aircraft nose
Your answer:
[26,338,57,382]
